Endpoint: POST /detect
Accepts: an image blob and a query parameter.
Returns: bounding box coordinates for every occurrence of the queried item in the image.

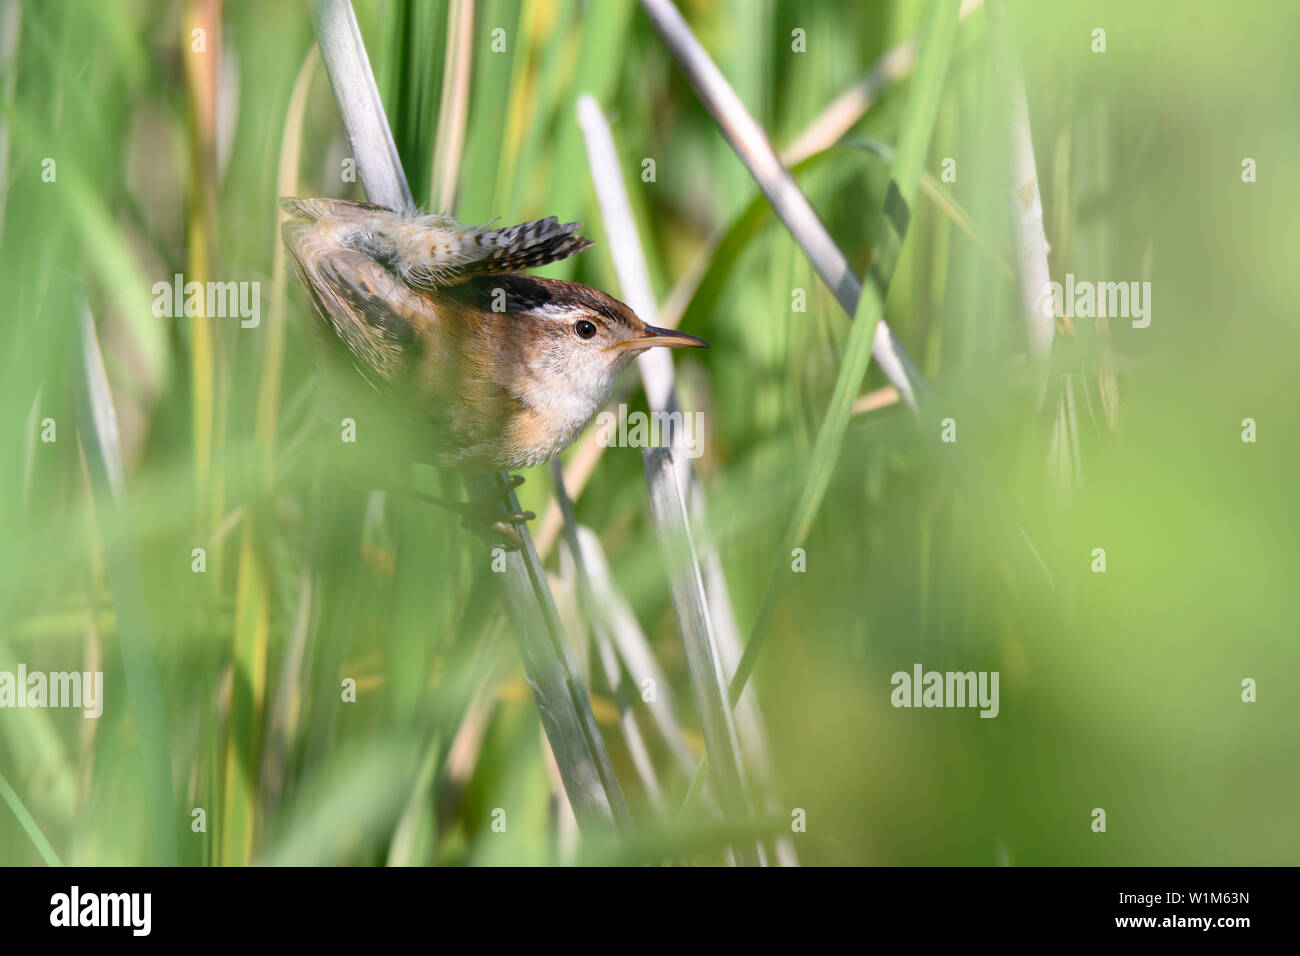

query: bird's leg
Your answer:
[392,474,535,550]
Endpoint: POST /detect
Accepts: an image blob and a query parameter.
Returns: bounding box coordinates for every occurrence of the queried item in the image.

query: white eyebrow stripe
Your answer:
[528,303,576,319]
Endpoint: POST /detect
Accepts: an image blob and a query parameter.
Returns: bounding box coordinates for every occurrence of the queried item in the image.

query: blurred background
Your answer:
[1,0,1297,866]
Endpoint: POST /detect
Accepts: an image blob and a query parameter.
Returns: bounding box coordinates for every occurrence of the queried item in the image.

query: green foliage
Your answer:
[2,0,1298,866]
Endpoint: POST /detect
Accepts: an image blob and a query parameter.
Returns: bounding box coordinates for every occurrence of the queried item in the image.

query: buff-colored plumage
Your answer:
[280,198,707,472]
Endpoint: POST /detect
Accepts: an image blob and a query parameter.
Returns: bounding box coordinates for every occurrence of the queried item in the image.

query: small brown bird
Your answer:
[279,197,707,535]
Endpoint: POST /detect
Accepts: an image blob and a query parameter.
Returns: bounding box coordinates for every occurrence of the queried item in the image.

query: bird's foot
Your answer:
[394,474,534,551]
[461,475,535,551]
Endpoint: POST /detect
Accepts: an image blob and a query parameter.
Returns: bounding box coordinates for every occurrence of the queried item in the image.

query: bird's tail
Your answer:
[448,217,593,280]
[279,197,593,287]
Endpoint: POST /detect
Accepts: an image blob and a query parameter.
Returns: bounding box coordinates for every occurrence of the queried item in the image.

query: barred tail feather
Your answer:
[450,217,593,280]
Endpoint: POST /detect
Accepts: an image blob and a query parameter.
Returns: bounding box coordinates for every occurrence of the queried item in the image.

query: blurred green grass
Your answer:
[1,0,1298,865]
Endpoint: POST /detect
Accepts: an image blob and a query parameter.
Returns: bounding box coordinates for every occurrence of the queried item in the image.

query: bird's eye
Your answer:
[574,319,597,340]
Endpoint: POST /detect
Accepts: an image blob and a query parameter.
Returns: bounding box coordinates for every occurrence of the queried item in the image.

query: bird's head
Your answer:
[474,275,708,410]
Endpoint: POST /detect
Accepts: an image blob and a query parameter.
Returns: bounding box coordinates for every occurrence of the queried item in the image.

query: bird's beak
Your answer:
[611,325,710,353]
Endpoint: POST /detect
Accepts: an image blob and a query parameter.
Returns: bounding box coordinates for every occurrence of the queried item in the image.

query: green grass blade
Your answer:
[638,0,926,408]
[74,302,178,865]
[0,769,63,866]
[729,0,962,704]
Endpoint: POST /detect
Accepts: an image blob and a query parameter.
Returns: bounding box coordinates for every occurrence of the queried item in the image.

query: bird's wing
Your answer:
[279,196,395,223]
[281,217,437,392]
[281,196,593,290]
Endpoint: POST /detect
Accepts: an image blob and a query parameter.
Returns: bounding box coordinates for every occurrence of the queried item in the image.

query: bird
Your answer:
[279,197,708,542]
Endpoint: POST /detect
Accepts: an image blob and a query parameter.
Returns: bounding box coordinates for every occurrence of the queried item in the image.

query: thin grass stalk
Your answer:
[729,0,963,707]
[638,0,925,411]
[643,448,760,865]
[0,635,75,834]
[260,46,318,483]
[185,2,246,858]
[309,0,413,209]
[674,0,967,815]
[387,732,442,866]
[530,0,635,281]
[533,414,610,557]
[578,94,795,862]
[664,4,984,327]
[253,43,320,821]
[224,513,268,864]
[429,0,473,213]
[985,0,1054,408]
[183,0,221,529]
[261,573,312,806]
[306,0,629,834]
[783,0,984,165]
[568,526,697,776]
[499,0,577,214]
[551,463,667,812]
[0,769,61,866]
[74,301,178,864]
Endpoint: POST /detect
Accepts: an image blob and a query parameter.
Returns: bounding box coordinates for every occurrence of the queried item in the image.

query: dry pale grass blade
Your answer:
[660,2,983,330]
[183,0,224,541]
[783,0,985,166]
[307,0,630,834]
[386,733,442,867]
[429,0,474,213]
[309,0,413,210]
[574,95,720,640]
[579,93,796,862]
[639,0,924,411]
[534,414,610,558]
[1047,375,1084,493]
[573,527,697,776]
[986,0,1055,407]
[643,448,761,865]
[853,385,901,416]
[551,461,667,812]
